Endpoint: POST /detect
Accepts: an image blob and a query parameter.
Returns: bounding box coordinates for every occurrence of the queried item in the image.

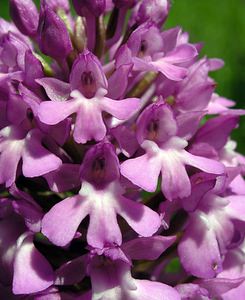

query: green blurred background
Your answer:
[0,0,244,152]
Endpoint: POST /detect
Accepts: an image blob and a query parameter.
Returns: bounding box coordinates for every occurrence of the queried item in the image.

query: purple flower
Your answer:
[38,50,140,143]
[0,195,54,295]
[121,102,224,200]
[127,22,198,81]
[177,173,245,279]
[130,0,170,27]
[55,237,179,299]
[0,126,62,187]
[88,254,181,300]
[41,142,161,247]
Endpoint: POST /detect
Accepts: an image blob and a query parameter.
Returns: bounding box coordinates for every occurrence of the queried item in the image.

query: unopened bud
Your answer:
[38,5,73,59]
[131,0,170,27]
[113,0,136,9]
[9,0,39,37]
[72,0,106,17]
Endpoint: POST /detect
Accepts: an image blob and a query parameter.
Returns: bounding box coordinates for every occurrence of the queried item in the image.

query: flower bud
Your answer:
[72,0,106,17]
[131,0,170,27]
[37,5,73,59]
[9,0,39,37]
[113,0,136,9]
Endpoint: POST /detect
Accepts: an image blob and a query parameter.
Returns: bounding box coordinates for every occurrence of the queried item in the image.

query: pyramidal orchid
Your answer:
[0,0,244,298]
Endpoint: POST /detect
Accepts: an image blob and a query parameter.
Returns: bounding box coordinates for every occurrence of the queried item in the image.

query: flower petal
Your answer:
[101,97,140,120]
[161,154,191,200]
[36,78,70,101]
[22,129,62,177]
[120,153,161,192]
[13,235,54,295]
[163,44,198,64]
[182,151,225,175]
[44,164,81,193]
[122,236,176,260]
[42,195,89,247]
[153,60,188,81]
[73,104,106,143]
[87,200,122,248]
[38,99,79,125]
[178,213,222,278]
[131,279,181,300]
[0,140,23,187]
[55,255,87,285]
[117,196,161,237]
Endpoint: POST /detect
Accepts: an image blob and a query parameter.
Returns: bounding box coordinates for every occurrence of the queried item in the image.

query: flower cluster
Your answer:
[0,0,245,299]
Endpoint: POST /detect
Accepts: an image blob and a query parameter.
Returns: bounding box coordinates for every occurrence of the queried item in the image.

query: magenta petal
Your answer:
[175,283,209,299]
[161,156,191,200]
[110,125,139,157]
[36,78,71,101]
[132,279,181,300]
[55,255,87,285]
[87,200,122,248]
[12,199,42,233]
[107,64,132,99]
[117,196,161,237]
[183,151,225,175]
[0,217,25,285]
[42,195,89,247]
[44,164,81,193]
[43,118,72,146]
[163,44,198,64]
[226,195,245,222]
[122,236,176,260]
[193,115,239,151]
[73,106,106,143]
[22,129,62,177]
[101,97,140,120]
[13,235,54,295]
[155,60,188,81]
[18,83,41,116]
[177,83,215,112]
[178,214,222,278]
[197,277,245,298]
[181,173,216,212]
[229,175,245,195]
[0,140,23,187]
[38,99,79,125]
[7,94,28,125]
[120,154,161,192]
[208,58,224,71]
[177,111,205,140]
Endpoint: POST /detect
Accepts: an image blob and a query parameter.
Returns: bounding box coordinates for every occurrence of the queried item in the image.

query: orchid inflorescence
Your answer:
[0,0,245,299]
